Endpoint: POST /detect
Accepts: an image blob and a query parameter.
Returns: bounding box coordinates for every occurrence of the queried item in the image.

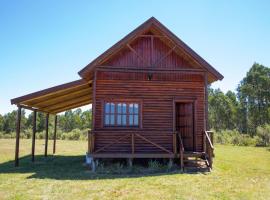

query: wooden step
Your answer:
[183,151,205,158]
[184,166,210,173]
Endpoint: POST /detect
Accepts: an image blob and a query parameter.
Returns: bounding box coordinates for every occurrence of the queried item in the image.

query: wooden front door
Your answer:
[175,102,194,151]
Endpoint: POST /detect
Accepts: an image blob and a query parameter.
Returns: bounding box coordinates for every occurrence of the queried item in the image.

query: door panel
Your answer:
[176,102,194,151]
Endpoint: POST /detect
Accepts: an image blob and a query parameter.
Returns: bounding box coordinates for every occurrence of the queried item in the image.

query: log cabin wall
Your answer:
[91,33,207,154]
[94,70,205,153]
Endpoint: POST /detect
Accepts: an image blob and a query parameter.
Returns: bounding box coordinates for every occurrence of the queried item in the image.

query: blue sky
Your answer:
[1,0,270,114]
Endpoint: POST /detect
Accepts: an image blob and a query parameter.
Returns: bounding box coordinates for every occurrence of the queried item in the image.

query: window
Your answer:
[104,101,140,127]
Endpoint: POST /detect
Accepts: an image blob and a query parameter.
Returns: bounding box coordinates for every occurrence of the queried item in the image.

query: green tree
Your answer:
[208,88,237,131]
[237,63,270,135]
[0,114,4,131]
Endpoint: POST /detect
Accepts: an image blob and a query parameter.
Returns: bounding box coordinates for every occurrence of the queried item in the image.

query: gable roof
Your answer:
[78,17,223,82]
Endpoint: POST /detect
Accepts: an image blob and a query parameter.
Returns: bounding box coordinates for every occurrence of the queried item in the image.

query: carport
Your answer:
[10,79,92,166]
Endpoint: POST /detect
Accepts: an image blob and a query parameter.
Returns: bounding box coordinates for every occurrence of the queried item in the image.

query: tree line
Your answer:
[209,63,270,146]
[0,108,92,139]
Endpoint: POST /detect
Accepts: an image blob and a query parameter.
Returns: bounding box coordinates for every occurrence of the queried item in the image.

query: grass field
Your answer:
[0,139,269,200]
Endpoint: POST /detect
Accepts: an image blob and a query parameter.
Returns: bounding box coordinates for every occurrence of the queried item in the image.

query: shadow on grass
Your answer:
[0,155,189,180]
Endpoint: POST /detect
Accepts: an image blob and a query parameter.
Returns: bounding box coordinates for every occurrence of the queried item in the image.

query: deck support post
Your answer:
[91,159,96,172]
[53,115,57,154]
[168,158,173,169]
[44,113,49,157]
[127,158,133,167]
[31,110,37,162]
[15,106,22,167]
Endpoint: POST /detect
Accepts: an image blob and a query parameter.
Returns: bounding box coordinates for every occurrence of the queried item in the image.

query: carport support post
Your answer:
[53,115,57,154]
[44,113,49,157]
[15,105,22,167]
[31,110,37,162]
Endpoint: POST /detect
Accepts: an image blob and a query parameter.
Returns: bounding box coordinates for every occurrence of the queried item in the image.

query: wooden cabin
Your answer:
[11,17,223,171]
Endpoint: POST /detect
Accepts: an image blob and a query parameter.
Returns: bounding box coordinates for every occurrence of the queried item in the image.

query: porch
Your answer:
[88,130,214,171]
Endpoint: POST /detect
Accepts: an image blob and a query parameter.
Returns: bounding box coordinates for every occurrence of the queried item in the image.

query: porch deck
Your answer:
[88,130,214,171]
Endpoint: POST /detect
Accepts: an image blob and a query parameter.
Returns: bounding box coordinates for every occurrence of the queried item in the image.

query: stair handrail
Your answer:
[204,131,214,169]
[176,132,184,171]
[204,131,214,150]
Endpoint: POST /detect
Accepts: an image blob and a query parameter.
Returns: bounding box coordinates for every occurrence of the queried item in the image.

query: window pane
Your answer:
[129,104,134,114]
[122,114,127,125]
[105,114,110,125]
[134,114,139,125]
[111,103,115,113]
[117,115,122,125]
[110,114,115,125]
[129,115,133,125]
[122,103,127,113]
[117,103,122,113]
[105,103,110,113]
[134,103,139,114]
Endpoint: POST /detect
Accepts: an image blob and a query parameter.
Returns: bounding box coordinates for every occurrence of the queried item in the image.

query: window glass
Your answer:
[134,115,139,125]
[110,114,115,125]
[105,103,110,113]
[117,103,122,113]
[129,104,134,114]
[105,115,110,125]
[104,102,139,127]
[129,115,133,125]
[111,103,115,113]
[134,103,139,114]
[122,103,126,113]
[117,115,121,125]
[122,114,127,125]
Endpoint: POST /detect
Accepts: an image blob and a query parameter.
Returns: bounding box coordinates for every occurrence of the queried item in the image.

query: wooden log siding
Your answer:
[94,70,205,153]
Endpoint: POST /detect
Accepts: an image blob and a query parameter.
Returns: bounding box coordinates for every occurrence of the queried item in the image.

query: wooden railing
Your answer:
[176,132,185,171]
[90,132,173,155]
[203,131,214,169]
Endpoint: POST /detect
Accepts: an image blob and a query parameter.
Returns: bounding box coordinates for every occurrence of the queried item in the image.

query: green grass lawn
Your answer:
[0,139,269,200]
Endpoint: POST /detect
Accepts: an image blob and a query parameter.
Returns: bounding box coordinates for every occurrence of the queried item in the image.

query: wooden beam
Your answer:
[97,66,206,73]
[19,104,47,114]
[53,115,57,154]
[135,134,173,154]
[94,134,130,154]
[31,110,37,162]
[127,44,149,66]
[33,87,91,108]
[11,79,90,105]
[49,99,92,114]
[44,113,49,157]
[15,106,22,167]
[41,94,91,110]
[91,153,175,159]
[154,46,176,66]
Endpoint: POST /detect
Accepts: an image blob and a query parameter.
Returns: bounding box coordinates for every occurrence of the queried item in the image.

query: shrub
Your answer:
[215,129,256,146]
[256,125,270,147]
[61,129,81,140]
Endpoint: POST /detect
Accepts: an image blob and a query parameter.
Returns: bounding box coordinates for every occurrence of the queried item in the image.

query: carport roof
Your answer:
[11,79,92,114]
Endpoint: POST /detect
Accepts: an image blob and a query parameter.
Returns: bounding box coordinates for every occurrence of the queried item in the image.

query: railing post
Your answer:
[210,131,214,146]
[203,131,206,153]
